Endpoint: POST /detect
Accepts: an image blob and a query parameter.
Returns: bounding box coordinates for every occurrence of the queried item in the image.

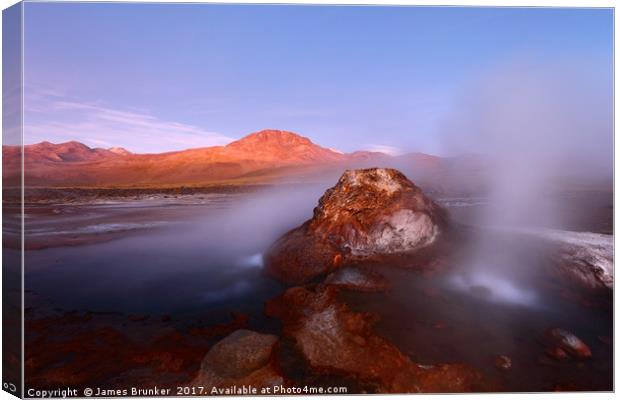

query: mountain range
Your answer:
[2,129,470,189]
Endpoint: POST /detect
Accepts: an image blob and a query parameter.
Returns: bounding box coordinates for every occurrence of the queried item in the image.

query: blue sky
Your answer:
[22,3,613,155]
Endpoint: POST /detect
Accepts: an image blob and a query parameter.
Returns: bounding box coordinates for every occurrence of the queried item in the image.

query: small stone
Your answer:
[495,355,512,370]
[546,328,592,359]
[192,329,283,388]
[202,330,277,378]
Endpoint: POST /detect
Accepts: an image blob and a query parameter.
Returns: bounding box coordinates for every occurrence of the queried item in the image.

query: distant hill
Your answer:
[3,141,128,163]
[2,129,477,190]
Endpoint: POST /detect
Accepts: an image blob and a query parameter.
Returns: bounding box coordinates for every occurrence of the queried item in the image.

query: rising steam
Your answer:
[441,60,612,226]
[439,59,612,306]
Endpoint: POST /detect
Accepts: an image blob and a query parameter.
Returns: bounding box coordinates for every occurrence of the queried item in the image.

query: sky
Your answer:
[21,3,613,155]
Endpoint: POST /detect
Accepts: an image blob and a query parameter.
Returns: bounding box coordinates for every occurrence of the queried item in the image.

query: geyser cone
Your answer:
[265,168,446,284]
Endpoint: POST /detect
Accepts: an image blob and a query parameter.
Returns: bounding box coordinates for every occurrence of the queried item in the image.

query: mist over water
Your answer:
[25,182,339,315]
[187,182,333,254]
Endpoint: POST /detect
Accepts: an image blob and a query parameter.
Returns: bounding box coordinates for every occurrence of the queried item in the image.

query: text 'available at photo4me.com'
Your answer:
[26,385,349,397]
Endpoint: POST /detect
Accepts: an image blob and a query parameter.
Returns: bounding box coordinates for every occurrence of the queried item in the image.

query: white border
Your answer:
[0,1,616,400]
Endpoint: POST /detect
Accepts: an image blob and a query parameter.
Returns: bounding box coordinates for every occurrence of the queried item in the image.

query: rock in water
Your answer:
[545,328,592,359]
[265,285,484,393]
[494,355,512,370]
[265,168,445,284]
[192,329,283,389]
[518,228,613,290]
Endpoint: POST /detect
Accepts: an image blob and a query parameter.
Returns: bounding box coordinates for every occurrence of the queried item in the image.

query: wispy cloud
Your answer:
[23,89,234,153]
[362,144,405,156]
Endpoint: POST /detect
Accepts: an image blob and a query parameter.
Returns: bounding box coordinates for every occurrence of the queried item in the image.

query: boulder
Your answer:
[265,168,445,284]
[192,329,283,388]
[266,285,484,393]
